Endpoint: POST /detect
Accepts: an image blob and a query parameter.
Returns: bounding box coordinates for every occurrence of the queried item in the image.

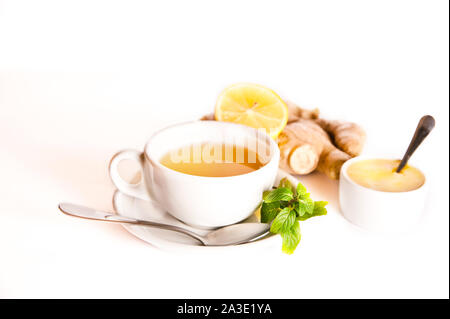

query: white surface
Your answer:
[0,0,448,298]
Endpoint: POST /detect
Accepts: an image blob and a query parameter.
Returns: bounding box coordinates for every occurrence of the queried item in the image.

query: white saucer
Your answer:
[112,169,298,251]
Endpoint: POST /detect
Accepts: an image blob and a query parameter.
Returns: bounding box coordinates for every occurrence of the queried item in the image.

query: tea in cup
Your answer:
[109,121,280,228]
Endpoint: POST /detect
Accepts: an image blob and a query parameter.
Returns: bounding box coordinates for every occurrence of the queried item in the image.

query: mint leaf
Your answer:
[263,187,293,203]
[296,182,308,198]
[298,196,314,215]
[281,221,301,254]
[278,177,295,194]
[260,201,280,223]
[283,210,297,232]
[270,208,295,234]
[262,190,271,199]
[298,200,328,221]
[312,201,328,216]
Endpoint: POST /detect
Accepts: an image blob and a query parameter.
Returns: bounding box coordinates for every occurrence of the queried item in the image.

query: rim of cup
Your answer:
[143,120,280,180]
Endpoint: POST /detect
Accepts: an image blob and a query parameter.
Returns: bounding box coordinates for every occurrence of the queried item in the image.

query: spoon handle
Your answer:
[58,203,207,245]
[396,115,435,173]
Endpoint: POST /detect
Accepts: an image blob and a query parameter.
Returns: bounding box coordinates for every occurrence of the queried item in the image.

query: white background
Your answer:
[0,0,448,298]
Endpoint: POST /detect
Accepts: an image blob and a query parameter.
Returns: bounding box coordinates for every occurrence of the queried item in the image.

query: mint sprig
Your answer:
[260,177,328,254]
[263,187,293,203]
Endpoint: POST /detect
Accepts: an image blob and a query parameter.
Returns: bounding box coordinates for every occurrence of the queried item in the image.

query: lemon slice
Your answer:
[215,83,288,139]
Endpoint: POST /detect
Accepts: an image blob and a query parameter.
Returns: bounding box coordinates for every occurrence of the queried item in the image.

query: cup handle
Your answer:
[109,149,151,201]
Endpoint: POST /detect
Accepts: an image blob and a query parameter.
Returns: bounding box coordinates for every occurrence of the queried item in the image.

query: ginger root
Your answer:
[278,119,351,179]
[286,101,320,123]
[200,100,366,179]
[200,113,215,121]
[315,118,366,157]
[280,102,365,179]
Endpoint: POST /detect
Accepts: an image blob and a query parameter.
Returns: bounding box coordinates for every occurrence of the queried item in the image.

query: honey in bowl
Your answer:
[346,159,425,192]
[160,143,265,177]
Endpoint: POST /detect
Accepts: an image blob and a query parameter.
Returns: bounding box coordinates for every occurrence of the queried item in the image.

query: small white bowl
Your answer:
[339,156,428,233]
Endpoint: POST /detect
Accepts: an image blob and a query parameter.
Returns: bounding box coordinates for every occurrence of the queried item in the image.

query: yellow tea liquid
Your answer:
[347,159,425,192]
[160,143,264,177]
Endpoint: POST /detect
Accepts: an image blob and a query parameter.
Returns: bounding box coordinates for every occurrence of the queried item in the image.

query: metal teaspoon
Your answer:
[396,115,435,173]
[58,203,270,246]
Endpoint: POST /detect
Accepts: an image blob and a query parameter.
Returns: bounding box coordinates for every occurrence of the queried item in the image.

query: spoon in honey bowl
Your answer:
[58,203,270,246]
[396,115,435,173]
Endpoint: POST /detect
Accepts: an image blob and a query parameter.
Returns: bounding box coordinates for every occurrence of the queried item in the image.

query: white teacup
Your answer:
[109,121,280,228]
[339,156,428,232]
